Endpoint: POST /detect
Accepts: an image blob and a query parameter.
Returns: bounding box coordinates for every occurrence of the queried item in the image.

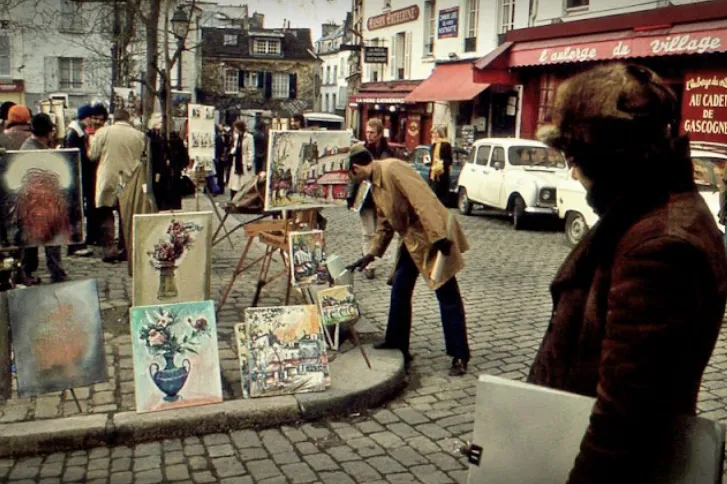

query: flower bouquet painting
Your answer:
[132,212,213,307]
[130,300,222,413]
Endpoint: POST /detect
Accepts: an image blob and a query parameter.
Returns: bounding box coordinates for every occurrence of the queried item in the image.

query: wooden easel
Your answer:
[190,167,235,250]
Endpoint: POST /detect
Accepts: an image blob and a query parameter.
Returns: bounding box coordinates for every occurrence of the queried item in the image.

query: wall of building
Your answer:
[320,50,350,113]
[531,0,710,26]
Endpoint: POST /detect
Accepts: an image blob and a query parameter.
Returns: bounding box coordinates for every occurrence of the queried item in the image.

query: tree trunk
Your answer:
[143,0,161,129]
[162,0,172,140]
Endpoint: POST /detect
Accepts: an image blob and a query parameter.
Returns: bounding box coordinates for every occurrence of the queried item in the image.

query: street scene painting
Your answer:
[289,230,329,287]
[245,305,330,398]
[264,130,352,211]
[0,149,84,248]
[7,280,107,397]
[234,323,250,399]
[130,300,223,413]
[317,285,360,327]
[132,212,213,307]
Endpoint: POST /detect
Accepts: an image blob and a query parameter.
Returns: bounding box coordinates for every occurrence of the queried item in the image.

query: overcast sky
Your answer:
[239,0,351,41]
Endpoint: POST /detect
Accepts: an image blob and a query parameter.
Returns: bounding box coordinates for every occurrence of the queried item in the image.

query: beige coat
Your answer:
[228,131,255,192]
[89,121,145,207]
[368,158,469,290]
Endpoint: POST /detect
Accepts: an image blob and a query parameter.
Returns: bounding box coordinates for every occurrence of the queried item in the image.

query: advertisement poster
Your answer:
[187,103,216,174]
[681,70,727,145]
[438,7,459,39]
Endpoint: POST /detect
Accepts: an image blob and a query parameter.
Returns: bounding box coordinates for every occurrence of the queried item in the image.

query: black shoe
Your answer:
[449,358,468,377]
[102,255,119,264]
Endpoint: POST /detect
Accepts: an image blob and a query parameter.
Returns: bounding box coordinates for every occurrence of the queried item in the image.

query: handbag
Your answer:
[118,136,158,276]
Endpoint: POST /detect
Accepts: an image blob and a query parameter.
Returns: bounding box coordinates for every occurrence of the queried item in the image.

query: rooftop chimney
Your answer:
[321,22,339,37]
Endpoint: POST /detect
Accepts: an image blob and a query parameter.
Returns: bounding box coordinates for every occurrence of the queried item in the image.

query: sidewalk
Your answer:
[0,197,407,457]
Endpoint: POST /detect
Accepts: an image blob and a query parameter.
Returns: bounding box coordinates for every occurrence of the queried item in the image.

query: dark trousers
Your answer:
[98,207,125,258]
[22,245,66,282]
[385,247,470,360]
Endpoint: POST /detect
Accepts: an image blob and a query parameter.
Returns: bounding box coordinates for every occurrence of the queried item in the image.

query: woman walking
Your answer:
[428,126,453,204]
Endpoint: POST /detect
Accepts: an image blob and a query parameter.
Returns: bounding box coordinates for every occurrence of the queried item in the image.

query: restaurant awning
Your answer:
[509,19,727,67]
[405,62,489,103]
[317,172,349,185]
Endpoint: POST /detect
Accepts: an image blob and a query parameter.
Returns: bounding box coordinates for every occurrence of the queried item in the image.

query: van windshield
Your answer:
[509,146,567,169]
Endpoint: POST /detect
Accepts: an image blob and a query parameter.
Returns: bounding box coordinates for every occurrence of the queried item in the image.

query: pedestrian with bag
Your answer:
[346,144,471,376]
[429,125,453,204]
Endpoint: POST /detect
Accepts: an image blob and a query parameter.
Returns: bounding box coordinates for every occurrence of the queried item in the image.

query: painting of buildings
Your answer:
[289,230,329,287]
[0,149,84,248]
[234,323,250,398]
[130,300,223,413]
[245,306,330,398]
[132,212,213,307]
[317,285,359,327]
[6,280,106,397]
[264,130,352,211]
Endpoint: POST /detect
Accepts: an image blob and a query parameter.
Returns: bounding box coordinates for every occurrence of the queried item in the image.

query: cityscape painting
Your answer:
[245,305,330,398]
[288,230,329,287]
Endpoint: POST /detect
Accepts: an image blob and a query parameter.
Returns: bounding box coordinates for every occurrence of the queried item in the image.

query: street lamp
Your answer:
[171,6,188,90]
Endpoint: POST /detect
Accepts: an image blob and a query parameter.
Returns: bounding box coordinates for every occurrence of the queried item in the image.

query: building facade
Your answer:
[315,16,354,117]
[197,26,321,122]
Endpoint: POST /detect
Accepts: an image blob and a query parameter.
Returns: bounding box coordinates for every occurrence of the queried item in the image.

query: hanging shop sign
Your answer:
[681,70,727,144]
[364,46,389,64]
[367,5,420,31]
[438,7,459,39]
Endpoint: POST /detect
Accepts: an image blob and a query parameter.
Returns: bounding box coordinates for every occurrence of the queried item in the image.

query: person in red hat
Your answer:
[0,105,32,150]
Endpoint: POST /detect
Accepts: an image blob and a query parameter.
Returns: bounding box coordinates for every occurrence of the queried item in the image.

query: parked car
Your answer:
[456,138,569,229]
[556,143,727,246]
[407,144,469,204]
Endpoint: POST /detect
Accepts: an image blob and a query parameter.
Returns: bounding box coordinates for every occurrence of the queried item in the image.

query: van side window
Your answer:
[490,146,505,167]
[476,146,491,166]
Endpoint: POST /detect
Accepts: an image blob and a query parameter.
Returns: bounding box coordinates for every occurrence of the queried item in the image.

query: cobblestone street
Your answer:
[2,196,727,483]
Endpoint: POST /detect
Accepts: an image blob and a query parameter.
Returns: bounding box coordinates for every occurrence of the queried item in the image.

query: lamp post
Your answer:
[171,6,188,91]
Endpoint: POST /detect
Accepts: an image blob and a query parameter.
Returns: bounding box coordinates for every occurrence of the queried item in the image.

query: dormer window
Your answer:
[224,34,237,46]
[254,39,281,55]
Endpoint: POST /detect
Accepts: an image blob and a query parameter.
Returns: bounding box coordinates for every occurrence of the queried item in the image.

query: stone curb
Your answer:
[0,345,405,457]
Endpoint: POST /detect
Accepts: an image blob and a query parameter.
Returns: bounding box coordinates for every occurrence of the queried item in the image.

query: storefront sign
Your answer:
[681,71,727,143]
[364,46,389,64]
[510,27,727,67]
[438,7,459,39]
[367,5,420,31]
[0,80,24,93]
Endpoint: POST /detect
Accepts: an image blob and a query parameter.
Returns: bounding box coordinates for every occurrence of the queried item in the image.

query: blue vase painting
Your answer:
[130,301,222,413]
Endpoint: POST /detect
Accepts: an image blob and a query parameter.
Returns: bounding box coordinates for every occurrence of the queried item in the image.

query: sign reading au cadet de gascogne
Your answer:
[367,5,420,31]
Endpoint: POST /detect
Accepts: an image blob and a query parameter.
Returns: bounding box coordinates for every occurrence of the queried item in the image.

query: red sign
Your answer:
[367,5,420,31]
[509,27,727,66]
[681,70,727,144]
[0,80,24,93]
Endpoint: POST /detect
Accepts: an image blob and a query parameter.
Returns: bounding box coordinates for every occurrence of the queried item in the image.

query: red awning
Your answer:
[405,62,489,103]
[349,80,420,104]
[317,171,349,185]
[509,19,727,67]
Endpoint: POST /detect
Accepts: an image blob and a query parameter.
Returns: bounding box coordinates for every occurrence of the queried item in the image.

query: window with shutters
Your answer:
[224,69,238,93]
[333,65,337,83]
[332,94,337,111]
[224,34,237,46]
[0,35,9,77]
[244,71,258,88]
[499,0,515,34]
[424,0,435,57]
[394,32,406,80]
[326,66,331,85]
[59,57,83,89]
[324,94,329,112]
[254,39,281,55]
[272,72,289,99]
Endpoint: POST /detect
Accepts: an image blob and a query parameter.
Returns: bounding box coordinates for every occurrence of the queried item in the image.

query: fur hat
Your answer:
[7,105,31,124]
[537,63,678,154]
[77,104,93,120]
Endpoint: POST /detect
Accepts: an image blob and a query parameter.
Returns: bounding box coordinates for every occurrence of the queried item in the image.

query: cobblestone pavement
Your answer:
[3,196,727,483]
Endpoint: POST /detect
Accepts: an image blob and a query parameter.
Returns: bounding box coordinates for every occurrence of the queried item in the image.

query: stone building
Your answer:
[198,26,321,121]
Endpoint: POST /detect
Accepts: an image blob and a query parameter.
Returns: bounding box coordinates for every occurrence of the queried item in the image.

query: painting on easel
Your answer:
[289,230,329,287]
[132,212,213,307]
[264,130,352,211]
[6,280,107,397]
[245,305,330,397]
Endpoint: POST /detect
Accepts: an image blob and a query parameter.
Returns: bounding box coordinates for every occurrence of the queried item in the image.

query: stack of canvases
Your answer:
[129,211,225,413]
[232,129,359,399]
[0,149,109,402]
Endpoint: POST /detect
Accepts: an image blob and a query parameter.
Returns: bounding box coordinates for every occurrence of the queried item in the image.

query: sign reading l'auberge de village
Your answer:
[681,71,727,144]
[367,5,420,31]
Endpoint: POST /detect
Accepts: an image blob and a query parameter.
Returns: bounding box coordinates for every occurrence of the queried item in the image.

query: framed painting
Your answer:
[264,130,352,211]
[317,285,360,351]
[288,230,329,287]
[129,300,223,413]
[234,323,250,399]
[7,279,107,397]
[0,149,84,248]
[245,305,330,398]
[132,212,213,307]
[351,181,371,213]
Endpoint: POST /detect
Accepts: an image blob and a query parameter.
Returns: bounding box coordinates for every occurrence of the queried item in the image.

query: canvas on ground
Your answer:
[289,230,329,287]
[0,149,84,248]
[234,323,250,399]
[264,130,352,211]
[317,285,359,327]
[132,212,212,306]
[7,279,106,397]
[245,305,330,398]
[130,300,223,413]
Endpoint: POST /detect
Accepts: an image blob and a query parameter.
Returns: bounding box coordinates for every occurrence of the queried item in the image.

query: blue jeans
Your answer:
[385,247,470,360]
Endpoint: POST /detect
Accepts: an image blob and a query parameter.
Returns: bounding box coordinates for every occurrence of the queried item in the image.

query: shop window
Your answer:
[223,69,238,93]
[499,0,515,35]
[424,0,435,57]
[566,0,589,9]
[465,0,479,52]
[59,57,83,89]
[537,74,558,127]
[0,35,9,77]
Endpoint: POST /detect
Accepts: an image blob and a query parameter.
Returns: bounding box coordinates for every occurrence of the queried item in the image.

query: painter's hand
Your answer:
[346,254,375,272]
